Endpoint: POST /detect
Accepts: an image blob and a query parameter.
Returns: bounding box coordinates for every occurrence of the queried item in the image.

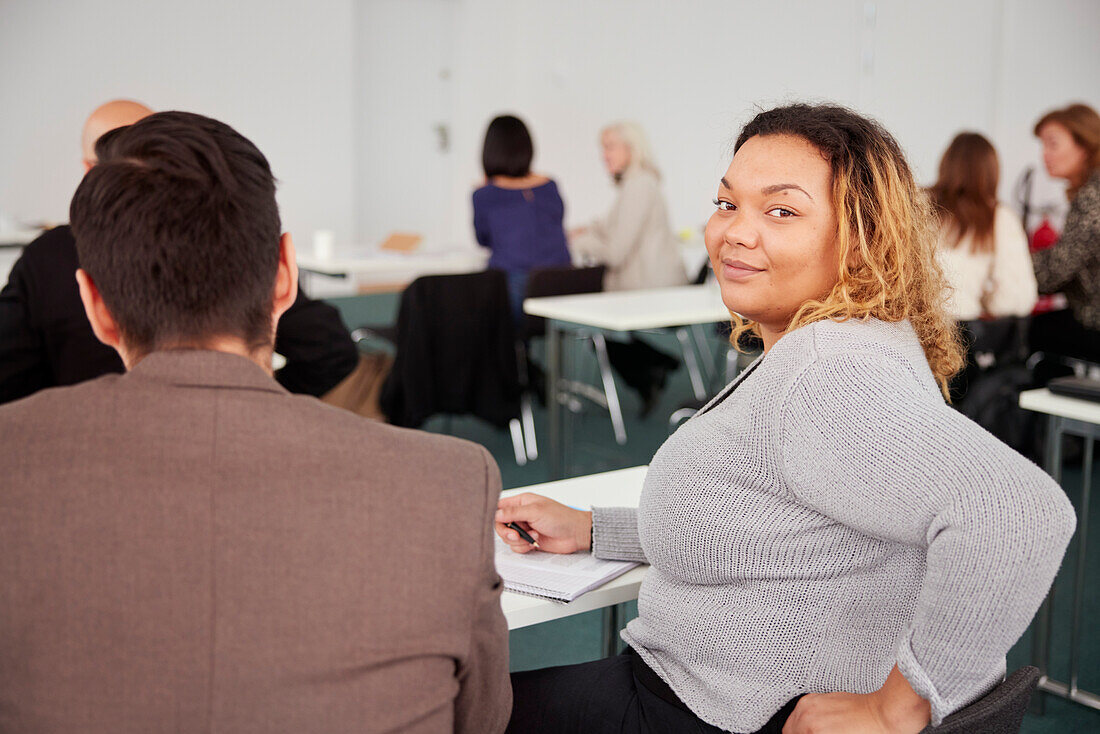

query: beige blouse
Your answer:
[570,167,688,292]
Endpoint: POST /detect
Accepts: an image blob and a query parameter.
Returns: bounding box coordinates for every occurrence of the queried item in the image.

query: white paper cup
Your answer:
[312,229,335,260]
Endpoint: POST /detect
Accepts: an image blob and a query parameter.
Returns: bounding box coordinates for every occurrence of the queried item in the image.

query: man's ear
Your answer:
[75,269,124,356]
[272,232,299,323]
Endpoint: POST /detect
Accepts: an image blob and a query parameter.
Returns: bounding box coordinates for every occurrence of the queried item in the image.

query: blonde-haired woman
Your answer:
[496,104,1074,734]
[1031,102,1100,363]
[570,121,688,291]
[571,122,689,413]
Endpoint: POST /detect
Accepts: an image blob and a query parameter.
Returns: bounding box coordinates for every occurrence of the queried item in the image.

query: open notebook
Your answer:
[495,536,639,603]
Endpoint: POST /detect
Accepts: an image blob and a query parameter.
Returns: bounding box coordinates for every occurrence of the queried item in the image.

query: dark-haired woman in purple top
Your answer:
[473,115,571,322]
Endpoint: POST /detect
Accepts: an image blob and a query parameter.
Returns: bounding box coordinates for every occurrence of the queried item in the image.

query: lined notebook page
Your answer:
[495,536,639,602]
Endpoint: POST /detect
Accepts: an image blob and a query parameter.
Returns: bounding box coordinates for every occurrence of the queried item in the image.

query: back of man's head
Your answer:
[70,111,282,358]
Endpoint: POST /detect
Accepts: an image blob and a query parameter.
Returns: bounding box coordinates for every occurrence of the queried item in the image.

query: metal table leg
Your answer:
[1032,416,1063,713]
[675,327,708,401]
[547,320,563,480]
[602,602,624,658]
[1033,415,1100,713]
[1069,436,1093,697]
[591,332,627,445]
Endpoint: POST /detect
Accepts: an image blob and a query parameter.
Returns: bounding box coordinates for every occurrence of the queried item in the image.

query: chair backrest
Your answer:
[378,269,520,428]
[918,666,1039,734]
[692,259,711,285]
[521,265,605,341]
[961,316,1031,367]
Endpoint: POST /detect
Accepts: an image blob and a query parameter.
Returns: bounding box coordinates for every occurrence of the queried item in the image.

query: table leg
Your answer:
[602,603,624,658]
[591,332,627,445]
[676,327,707,401]
[547,321,563,481]
[1069,433,1093,696]
[1032,415,1064,714]
[566,332,582,476]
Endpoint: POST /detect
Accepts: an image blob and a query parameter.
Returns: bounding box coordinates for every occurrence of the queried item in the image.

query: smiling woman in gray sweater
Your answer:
[496,104,1076,734]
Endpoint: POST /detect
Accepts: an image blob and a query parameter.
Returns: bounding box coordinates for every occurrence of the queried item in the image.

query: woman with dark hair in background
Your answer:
[472,115,570,323]
[1031,103,1100,363]
[494,103,1073,734]
[929,132,1036,404]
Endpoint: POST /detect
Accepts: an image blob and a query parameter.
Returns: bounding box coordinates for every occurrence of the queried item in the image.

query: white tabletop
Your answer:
[1020,388,1100,425]
[0,229,40,248]
[501,466,649,630]
[296,247,488,279]
[523,284,730,332]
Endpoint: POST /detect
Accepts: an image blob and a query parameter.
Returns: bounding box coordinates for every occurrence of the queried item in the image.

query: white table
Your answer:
[296,247,488,294]
[523,285,730,478]
[0,229,41,248]
[522,284,728,333]
[1020,388,1100,712]
[501,466,649,655]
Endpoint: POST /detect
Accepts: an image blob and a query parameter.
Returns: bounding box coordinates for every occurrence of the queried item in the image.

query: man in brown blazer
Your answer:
[0,111,510,733]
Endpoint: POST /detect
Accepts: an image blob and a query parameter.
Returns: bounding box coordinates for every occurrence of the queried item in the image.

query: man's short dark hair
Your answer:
[481,115,533,178]
[70,111,281,356]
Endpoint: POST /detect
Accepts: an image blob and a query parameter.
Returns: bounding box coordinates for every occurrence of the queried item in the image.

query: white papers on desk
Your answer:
[495,537,639,603]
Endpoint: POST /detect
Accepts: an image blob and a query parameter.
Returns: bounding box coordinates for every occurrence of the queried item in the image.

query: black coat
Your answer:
[379,270,520,429]
[0,226,359,404]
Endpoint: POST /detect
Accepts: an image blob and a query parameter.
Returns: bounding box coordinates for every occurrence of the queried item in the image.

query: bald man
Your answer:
[81,99,153,169]
[0,99,359,404]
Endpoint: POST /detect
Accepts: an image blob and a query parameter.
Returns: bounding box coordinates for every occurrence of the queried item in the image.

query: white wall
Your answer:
[444,0,865,241]
[355,0,458,244]
[435,0,1100,242]
[995,0,1100,225]
[2,0,1098,261]
[0,0,355,246]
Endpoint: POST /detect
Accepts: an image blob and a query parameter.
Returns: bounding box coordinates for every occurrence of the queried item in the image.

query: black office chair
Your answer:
[520,265,606,342]
[917,666,1039,734]
[378,269,530,464]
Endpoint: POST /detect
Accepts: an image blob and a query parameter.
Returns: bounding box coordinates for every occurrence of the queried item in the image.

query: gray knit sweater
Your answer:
[592,317,1075,732]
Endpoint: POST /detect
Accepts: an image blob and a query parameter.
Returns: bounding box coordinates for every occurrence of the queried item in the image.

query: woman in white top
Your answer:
[930,132,1037,321]
[930,133,1038,409]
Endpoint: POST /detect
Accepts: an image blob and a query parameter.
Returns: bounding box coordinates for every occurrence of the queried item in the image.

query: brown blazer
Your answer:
[0,350,511,733]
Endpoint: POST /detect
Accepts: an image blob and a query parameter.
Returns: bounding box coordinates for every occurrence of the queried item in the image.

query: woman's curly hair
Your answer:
[729,103,965,397]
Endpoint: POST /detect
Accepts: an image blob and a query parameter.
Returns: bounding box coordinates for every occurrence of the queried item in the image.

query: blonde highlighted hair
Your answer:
[730,103,964,397]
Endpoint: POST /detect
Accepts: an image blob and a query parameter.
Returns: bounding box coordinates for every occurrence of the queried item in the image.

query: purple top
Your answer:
[472,180,571,273]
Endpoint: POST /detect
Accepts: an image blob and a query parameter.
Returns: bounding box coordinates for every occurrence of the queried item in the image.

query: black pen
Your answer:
[505,522,541,549]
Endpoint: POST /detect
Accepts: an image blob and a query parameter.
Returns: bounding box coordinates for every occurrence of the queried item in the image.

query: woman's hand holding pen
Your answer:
[495,493,593,555]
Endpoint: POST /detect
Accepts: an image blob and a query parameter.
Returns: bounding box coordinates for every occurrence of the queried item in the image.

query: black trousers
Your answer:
[605,338,679,398]
[507,649,800,734]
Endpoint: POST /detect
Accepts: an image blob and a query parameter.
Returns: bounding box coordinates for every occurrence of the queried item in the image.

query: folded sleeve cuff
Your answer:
[896,632,952,727]
[592,506,646,563]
